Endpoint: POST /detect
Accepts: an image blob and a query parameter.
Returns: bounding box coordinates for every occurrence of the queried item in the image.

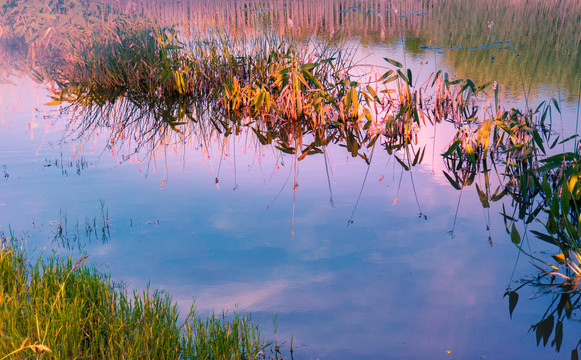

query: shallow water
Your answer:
[1,0,581,358]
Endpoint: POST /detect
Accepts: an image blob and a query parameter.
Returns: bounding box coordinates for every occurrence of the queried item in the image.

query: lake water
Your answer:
[1,0,580,358]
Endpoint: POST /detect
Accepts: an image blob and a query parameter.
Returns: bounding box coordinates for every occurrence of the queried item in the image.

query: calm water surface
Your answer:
[1,0,580,358]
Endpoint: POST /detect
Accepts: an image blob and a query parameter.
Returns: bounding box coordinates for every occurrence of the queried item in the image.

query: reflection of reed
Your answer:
[121,0,581,97]
[3,0,578,96]
[124,0,431,41]
[432,0,581,100]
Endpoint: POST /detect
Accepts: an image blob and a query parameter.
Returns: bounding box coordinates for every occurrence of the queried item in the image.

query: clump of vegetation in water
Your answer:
[0,238,270,359]
[2,0,581,356]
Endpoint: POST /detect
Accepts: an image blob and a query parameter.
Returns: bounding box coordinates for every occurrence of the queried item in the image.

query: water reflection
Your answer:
[124,0,581,99]
[2,74,581,358]
[2,0,580,99]
[41,71,581,356]
[1,0,581,358]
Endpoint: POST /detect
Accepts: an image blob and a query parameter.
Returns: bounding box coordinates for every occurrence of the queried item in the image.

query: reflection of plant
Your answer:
[495,109,581,356]
[546,252,581,292]
[505,252,581,355]
[424,67,581,355]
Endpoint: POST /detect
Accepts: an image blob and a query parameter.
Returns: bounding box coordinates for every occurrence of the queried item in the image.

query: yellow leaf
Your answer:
[552,254,566,264]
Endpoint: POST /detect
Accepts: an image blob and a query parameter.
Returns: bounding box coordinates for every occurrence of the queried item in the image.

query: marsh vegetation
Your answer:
[1,0,580,358]
[0,239,270,359]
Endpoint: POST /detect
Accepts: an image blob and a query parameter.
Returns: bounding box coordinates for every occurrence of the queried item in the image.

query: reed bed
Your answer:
[0,239,270,359]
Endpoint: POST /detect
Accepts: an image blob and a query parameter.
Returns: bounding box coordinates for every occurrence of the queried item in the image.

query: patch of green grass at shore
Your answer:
[0,239,270,359]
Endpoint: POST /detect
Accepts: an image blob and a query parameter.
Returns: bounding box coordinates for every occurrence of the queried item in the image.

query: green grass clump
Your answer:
[0,240,270,359]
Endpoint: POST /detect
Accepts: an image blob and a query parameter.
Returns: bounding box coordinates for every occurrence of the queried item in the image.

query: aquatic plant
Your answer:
[0,238,270,359]
[2,1,581,356]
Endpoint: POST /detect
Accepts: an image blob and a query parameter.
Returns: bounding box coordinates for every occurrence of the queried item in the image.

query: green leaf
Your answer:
[501,144,524,154]
[530,231,558,246]
[510,223,521,245]
[274,145,295,155]
[551,97,561,114]
[394,155,410,171]
[460,79,476,94]
[431,70,442,87]
[542,174,552,199]
[300,62,318,71]
[254,91,265,109]
[383,57,403,68]
[557,293,570,318]
[542,315,554,346]
[252,128,268,145]
[367,134,379,149]
[546,214,558,234]
[494,81,499,109]
[412,148,422,166]
[476,183,490,208]
[350,87,359,112]
[490,186,508,202]
[541,152,579,164]
[551,192,560,217]
[303,69,323,89]
[442,171,461,190]
[534,322,543,346]
[442,140,461,157]
[558,134,578,144]
[378,70,394,82]
[298,146,312,161]
[532,130,546,154]
[397,69,410,86]
[366,85,380,103]
[505,291,518,319]
[572,349,579,360]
